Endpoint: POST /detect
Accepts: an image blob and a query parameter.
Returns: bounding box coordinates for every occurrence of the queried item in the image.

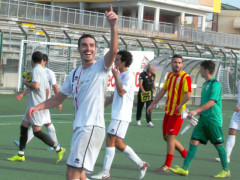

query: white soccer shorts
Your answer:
[67,126,105,174]
[42,109,51,124]
[107,119,129,139]
[229,112,240,130]
[23,108,44,126]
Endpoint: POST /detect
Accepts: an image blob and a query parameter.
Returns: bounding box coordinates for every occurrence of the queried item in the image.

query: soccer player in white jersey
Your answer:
[7,51,65,164]
[14,54,62,150]
[91,50,148,180]
[216,79,240,163]
[27,5,118,180]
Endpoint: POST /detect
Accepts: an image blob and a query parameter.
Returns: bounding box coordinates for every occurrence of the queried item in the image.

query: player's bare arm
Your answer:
[16,90,29,101]
[147,88,167,114]
[27,92,67,120]
[46,88,49,100]
[112,66,126,97]
[104,4,118,68]
[188,100,215,118]
[52,84,63,112]
[23,78,39,90]
[177,91,191,111]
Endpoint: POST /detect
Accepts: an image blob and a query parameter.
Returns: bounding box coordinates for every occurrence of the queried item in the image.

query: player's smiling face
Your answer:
[171,57,183,74]
[78,37,97,64]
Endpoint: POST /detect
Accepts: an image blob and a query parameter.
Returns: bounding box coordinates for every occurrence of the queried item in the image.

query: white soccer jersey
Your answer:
[111,69,135,122]
[45,68,57,99]
[60,57,110,130]
[26,64,49,125]
[29,64,49,107]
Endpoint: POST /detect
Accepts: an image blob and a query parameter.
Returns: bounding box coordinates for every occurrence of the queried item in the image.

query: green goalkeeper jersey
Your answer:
[200,78,223,127]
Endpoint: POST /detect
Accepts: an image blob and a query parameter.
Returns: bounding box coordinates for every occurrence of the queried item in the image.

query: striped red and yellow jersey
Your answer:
[162,71,192,115]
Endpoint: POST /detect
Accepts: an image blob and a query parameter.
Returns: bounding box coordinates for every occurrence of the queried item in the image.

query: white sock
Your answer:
[26,127,34,144]
[225,135,236,159]
[18,151,24,156]
[123,145,144,168]
[47,124,58,144]
[102,147,115,174]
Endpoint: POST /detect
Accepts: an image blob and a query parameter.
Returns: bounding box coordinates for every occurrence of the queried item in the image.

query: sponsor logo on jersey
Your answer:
[74,158,80,164]
[206,85,209,90]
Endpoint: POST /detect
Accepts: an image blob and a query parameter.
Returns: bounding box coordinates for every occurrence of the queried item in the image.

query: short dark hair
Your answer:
[42,54,48,62]
[200,60,215,75]
[78,34,96,47]
[32,51,43,63]
[117,50,133,68]
[172,54,183,61]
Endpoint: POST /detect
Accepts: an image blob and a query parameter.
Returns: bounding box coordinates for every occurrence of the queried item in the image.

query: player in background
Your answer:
[215,79,240,163]
[14,54,62,151]
[170,60,230,178]
[26,4,118,180]
[7,51,65,164]
[147,54,191,172]
[91,50,148,180]
[136,64,156,127]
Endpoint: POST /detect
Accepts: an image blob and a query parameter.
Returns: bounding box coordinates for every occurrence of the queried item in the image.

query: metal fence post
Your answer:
[19,25,28,90]
[63,30,72,74]
[231,50,238,95]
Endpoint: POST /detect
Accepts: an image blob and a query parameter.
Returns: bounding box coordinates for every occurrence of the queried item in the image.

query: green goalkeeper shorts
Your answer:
[191,116,224,145]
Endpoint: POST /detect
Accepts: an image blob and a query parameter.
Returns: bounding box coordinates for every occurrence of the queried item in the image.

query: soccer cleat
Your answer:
[47,144,60,151]
[7,154,25,162]
[156,165,170,173]
[56,147,65,164]
[136,120,141,126]
[215,157,230,163]
[91,171,110,179]
[170,166,189,176]
[139,162,149,179]
[214,170,231,178]
[147,122,154,127]
[13,140,20,147]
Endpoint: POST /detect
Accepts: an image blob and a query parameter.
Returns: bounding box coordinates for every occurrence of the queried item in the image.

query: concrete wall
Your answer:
[217,10,240,34]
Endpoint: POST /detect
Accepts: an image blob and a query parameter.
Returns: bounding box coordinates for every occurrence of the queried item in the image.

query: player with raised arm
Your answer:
[91,50,148,180]
[7,51,65,164]
[27,4,118,180]
[14,54,62,151]
[170,60,230,178]
[147,54,191,172]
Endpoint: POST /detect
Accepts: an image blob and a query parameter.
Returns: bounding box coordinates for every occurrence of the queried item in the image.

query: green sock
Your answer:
[215,144,229,171]
[182,144,198,171]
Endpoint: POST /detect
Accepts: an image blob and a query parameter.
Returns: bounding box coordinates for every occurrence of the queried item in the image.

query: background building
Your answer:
[35,0,219,31]
[212,3,240,34]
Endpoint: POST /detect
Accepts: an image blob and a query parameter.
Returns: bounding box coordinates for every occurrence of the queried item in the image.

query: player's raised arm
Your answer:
[104,4,118,68]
